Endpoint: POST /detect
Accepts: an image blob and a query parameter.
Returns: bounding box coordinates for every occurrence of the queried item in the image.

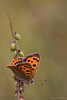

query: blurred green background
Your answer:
[0,0,67,100]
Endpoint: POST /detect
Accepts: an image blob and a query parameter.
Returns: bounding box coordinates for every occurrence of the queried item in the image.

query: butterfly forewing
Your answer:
[9,57,23,66]
[17,63,32,81]
[23,53,40,78]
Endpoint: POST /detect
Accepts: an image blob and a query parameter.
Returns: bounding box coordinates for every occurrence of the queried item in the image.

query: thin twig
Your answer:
[7,15,13,35]
[8,15,19,59]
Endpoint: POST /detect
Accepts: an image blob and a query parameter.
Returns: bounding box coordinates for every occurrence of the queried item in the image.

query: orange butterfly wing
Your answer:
[23,53,40,78]
[7,53,40,83]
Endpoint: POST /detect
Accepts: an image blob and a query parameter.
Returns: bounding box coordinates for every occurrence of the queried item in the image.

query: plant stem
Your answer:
[8,15,25,100]
[7,15,13,35]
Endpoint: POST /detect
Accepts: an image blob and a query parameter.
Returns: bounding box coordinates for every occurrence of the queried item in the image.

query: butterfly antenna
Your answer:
[33,79,47,85]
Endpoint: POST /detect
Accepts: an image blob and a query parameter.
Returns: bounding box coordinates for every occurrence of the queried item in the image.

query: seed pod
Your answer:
[18,50,24,57]
[14,32,21,40]
[10,42,16,51]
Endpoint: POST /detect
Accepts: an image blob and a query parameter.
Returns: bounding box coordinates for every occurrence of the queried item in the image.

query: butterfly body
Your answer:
[7,53,40,84]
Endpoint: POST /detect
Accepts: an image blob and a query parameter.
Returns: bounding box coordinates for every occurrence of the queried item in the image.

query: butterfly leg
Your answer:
[25,83,29,87]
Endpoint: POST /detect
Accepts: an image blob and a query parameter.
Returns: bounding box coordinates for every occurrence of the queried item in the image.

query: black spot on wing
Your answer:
[32,68,34,70]
[26,73,29,74]
[19,67,22,69]
[28,60,30,62]
[23,68,25,69]
[31,61,33,63]
[24,66,26,67]
[19,61,22,63]
[33,64,36,67]
[26,70,30,72]
[37,60,39,62]
[33,58,36,60]
[33,58,39,62]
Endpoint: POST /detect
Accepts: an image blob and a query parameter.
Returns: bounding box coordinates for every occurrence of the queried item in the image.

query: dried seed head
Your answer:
[10,42,16,51]
[14,32,21,40]
[18,50,24,57]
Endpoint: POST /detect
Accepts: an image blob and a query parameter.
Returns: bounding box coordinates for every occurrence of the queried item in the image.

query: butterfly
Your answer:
[6,53,40,84]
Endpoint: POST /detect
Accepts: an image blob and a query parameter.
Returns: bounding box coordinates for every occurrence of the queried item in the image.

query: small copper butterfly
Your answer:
[7,53,40,84]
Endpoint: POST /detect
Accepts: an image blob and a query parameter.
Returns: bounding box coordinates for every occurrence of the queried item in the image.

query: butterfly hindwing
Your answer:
[7,63,32,82]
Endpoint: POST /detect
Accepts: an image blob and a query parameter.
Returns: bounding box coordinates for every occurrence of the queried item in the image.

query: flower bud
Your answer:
[18,50,24,57]
[14,32,21,40]
[10,42,16,51]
